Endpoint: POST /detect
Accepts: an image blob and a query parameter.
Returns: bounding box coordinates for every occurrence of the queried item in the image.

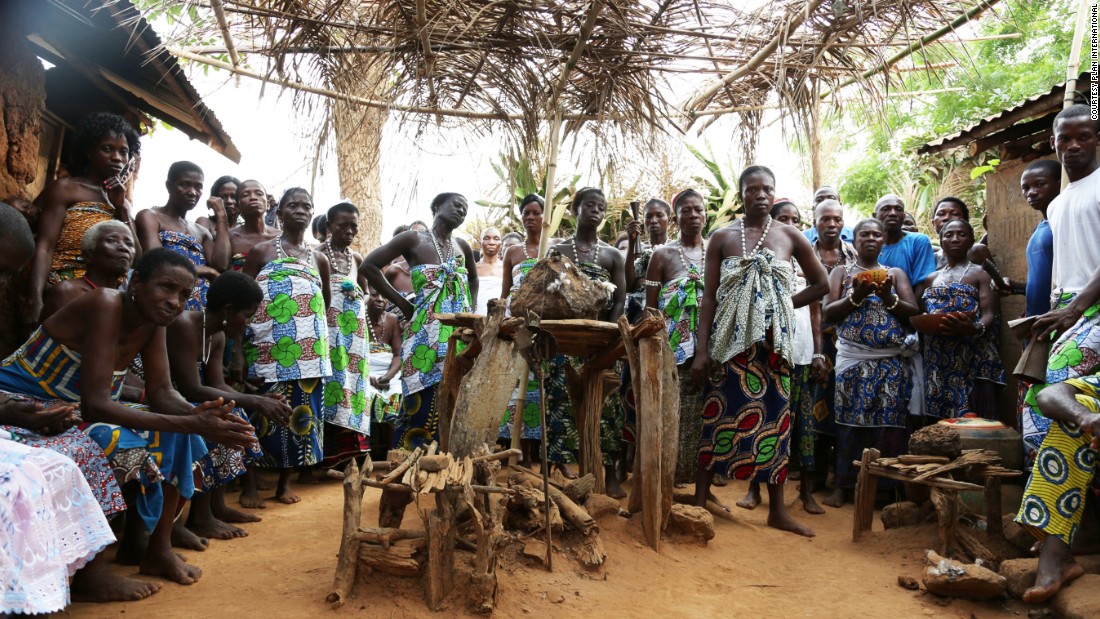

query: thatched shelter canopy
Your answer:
[162,0,1002,150]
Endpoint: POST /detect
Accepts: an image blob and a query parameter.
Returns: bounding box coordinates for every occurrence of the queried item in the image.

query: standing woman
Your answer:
[475,227,505,314]
[553,188,628,497]
[624,199,672,321]
[360,193,477,450]
[499,195,551,466]
[749,199,828,515]
[644,189,710,489]
[822,218,921,508]
[690,166,828,537]
[242,187,332,505]
[916,219,1000,420]
[198,176,241,237]
[317,202,371,466]
[228,180,279,272]
[24,112,141,327]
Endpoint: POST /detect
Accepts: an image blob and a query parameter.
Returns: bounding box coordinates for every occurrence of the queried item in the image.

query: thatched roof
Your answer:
[150,0,1003,156]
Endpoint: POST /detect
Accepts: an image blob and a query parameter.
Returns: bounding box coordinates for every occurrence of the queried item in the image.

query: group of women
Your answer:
[0,110,1005,614]
[0,112,393,613]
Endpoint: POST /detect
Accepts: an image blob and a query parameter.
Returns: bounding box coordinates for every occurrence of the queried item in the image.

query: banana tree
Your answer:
[686,143,741,234]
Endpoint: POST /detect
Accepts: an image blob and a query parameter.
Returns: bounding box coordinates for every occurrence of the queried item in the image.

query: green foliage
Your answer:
[470,152,580,244]
[834,0,1078,229]
[685,143,740,233]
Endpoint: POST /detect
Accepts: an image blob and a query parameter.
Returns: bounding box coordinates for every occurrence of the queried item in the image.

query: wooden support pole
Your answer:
[328,458,366,607]
[851,447,881,542]
[576,366,607,494]
[984,476,1003,538]
[424,489,458,610]
[931,487,960,557]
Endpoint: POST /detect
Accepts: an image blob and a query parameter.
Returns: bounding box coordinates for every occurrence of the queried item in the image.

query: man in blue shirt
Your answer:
[874,194,936,285]
[803,185,853,243]
[1020,160,1060,316]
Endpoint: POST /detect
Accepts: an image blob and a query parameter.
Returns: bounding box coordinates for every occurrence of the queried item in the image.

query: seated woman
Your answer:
[25,112,141,327]
[0,248,257,586]
[41,220,135,320]
[0,201,156,607]
[917,219,1000,420]
[822,218,921,508]
[166,271,291,540]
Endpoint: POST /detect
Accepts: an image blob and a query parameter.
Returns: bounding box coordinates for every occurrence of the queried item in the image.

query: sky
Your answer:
[131,66,811,239]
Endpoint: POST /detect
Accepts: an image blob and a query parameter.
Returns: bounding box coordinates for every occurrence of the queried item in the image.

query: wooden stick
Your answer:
[512,470,596,536]
[328,459,365,607]
[536,363,553,571]
[352,527,426,548]
[851,448,880,542]
[380,446,424,485]
[931,487,960,556]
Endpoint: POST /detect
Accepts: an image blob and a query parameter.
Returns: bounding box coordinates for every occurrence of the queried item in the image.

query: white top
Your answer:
[1049,166,1100,294]
[791,268,814,366]
[475,274,504,315]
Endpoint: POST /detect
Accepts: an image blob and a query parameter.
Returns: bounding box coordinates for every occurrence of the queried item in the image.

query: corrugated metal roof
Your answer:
[918,72,1087,155]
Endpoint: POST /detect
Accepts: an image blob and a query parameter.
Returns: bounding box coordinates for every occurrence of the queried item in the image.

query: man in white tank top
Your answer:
[1016,103,1100,603]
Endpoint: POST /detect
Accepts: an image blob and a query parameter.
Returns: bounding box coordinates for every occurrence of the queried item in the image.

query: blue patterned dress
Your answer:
[833,268,912,488]
[921,272,981,420]
[159,230,209,311]
[500,258,543,441]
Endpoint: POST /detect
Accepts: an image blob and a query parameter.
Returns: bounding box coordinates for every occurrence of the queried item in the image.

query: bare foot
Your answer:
[170,520,209,551]
[822,487,846,508]
[707,490,731,512]
[276,477,301,504]
[212,503,262,524]
[187,515,248,540]
[767,509,816,538]
[737,483,761,510]
[255,474,275,491]
[239,487,267,509]
[801,487,826,515]
[139,547,203,585]
[1023,559,1084,603]
[71,558,162,602]
[554,463,578,480]
[605,467,626,500]
[297,468,320,485]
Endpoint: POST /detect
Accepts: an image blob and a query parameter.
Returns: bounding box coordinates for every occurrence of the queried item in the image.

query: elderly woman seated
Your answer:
[42,220,135,319]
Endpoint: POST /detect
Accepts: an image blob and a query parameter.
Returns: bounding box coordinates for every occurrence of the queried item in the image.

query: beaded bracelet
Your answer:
[883,294,900,311]
[644,279,662,288]
[847,290,864,307]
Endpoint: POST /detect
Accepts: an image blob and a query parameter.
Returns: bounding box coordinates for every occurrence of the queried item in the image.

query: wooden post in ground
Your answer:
[328,457,370,607]
[851,447,880,541]
[985,476,1003,538]
[576,366,607,494]
[424,488,459,610]
[931,487,960,556]
[436,329,477,452]
[449,300,527,459]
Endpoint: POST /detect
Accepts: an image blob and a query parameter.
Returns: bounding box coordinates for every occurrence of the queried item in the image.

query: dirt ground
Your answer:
[61,476,1034,619]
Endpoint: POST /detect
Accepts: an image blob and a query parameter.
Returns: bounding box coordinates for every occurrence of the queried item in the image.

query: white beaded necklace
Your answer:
[428,227,454,264]
[325,242,352,276]
[276,236,316,267]
[740,216,773,258]
[566,237,599,263]
[675,238,706,272]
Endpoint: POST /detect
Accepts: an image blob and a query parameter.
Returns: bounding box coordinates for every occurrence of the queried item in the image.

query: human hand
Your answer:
[942,313,978,337]
[190,398,258,450]
[850,278,878,304]
[810,356,831,384]
[1032,306,1083,343]
[103,175,128,215]
[252,393,291,427]
[691,353,712,391]
[207,196,227,222]
[399,299,415,319]
[626,219,642,241]
[0,400,78,435]
[22,296,43,329]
